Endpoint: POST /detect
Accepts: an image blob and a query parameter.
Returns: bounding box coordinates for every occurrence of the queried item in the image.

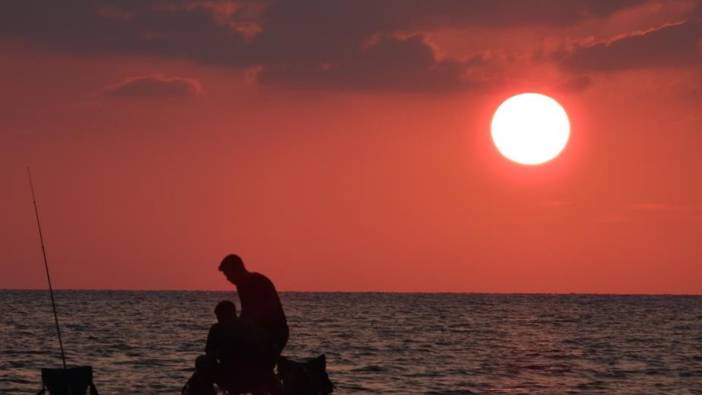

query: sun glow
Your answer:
[491,93,570,165]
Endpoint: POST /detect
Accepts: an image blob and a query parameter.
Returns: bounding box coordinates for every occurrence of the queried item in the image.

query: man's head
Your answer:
[214,300,237,323]
[219,254,248,285]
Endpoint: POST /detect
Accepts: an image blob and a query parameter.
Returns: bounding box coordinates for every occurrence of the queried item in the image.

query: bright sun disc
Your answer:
[491,93,570,165]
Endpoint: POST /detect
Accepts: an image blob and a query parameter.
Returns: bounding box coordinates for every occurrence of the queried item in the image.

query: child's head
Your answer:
[214,300,237,322]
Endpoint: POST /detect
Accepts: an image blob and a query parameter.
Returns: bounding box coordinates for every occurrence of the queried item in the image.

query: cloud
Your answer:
[104,75,203,98]
[0,0,647,92]
[559,19,702,72]
[257,35,476,92]
[0,1,251,65]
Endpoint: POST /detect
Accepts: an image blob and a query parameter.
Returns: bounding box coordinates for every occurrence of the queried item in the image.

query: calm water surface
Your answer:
[1,291,701,394]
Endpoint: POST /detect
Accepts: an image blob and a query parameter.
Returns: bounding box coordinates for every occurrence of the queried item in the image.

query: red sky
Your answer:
[1,0,702,293]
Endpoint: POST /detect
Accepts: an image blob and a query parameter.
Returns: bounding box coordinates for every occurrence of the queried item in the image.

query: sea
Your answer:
[1,291,701,394]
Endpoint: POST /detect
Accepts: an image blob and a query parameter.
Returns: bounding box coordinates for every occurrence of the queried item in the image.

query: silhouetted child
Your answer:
[185,300,273,394]
[205,300,259,367]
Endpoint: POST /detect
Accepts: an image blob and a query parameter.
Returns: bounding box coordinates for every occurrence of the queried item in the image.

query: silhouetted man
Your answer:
[219,254,289,364]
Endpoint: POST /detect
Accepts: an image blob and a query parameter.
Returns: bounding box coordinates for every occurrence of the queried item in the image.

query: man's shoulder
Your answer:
[250,272,271,281]
[249,272,275,287]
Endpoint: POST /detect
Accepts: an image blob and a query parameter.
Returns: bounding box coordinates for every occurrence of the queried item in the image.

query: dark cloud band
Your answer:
[559,20,702,72]
[0,0,654,91]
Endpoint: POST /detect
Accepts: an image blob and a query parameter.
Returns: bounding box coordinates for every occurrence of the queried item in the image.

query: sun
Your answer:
[491,93,570,165]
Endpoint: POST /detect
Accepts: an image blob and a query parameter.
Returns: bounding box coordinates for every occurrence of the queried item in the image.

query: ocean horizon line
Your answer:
[2,288,701,296]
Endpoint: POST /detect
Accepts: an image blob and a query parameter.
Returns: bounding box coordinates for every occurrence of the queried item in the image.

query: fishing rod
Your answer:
[27,167,67,369]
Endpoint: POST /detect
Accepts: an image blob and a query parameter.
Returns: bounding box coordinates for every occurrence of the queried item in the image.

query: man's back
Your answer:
[238,272,287,333]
